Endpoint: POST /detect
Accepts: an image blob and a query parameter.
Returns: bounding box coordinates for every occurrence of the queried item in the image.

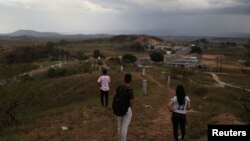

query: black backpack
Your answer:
[112,85,130,116]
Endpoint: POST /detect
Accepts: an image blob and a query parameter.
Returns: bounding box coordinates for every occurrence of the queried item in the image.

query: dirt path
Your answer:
[209,72,226,87]
[149,102,174,141]
[145,73,174,141]
[209,72,250,92]
[135,71,174,140]
[146,74,165,88]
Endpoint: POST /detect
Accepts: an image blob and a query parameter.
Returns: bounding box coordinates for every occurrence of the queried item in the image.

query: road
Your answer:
[165,46,191,61]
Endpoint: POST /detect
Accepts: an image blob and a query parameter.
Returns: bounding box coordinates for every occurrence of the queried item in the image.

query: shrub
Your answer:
[107,57,122,66]
[47,67,67,78]
[122,54,137,64]
[93,50,102,59]
[190,46,202,54]
[19,74,33,82]
[149,52,164,62]
[83,62,92,73]
[130,42,145,51]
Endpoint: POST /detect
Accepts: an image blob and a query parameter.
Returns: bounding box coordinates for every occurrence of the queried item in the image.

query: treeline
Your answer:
[122,42,147,52]
[0,42,69,64]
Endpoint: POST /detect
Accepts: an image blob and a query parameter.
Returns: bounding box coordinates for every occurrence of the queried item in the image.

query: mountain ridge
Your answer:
[5,29,61,37]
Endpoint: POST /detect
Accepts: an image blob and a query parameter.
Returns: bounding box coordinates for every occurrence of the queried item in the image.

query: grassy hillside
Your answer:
[0,69,170,141]
[1,37,249,141]
[1,66,249,141]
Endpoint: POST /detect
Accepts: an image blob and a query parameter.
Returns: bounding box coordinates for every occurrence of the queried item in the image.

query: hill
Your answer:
[109,35,163,45]
[5,30,61,37]
[0,30,112,40]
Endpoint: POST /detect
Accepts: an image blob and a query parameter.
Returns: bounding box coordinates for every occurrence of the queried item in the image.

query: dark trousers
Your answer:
[171,112,186,141]
[100,90,109,106]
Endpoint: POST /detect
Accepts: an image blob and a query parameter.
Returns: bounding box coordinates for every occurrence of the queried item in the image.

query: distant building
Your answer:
[147,45,172,51]
[166,56,199,68]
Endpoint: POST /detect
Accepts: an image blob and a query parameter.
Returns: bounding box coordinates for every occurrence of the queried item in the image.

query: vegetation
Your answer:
[75,51,88,61]
[109,35,163,43]
[217,74,250,89]
[0,36,249,141]
[203,47,246,62]
[93,49,102,59]
[193,38,209,44]
[128,42,145,51]
[0,63,38,81]
[0,46,48,64]
[82,61,92,73]
[149,52,164,62]
[122,54,137,64]
[0,43,69,64]
[244,40,250,67]
[190,46,202,53]
[47,67,67,78]
[170,68,194,78]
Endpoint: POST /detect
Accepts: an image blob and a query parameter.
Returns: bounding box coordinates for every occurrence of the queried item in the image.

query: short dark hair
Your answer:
[103,70,107,75]
[124,73,132,83]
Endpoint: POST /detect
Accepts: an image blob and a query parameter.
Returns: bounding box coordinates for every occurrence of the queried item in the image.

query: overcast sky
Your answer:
[0,0,250,36]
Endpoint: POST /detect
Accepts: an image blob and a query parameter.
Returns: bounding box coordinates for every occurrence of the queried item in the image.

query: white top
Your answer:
[97,75,110,91]
[171,96,190,114]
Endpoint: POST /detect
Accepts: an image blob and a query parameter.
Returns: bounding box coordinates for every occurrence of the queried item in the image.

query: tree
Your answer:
[149,52,164,62]
[122,54,137,64]
[46,41,55,50]
[93,50,102,59]
[58,39,67,45]
[83,61,92,73]
[130,42,145,51]
[194,38,209,44]
[190,46,202,53]
[107,57,122,66]
[76,51,88,61]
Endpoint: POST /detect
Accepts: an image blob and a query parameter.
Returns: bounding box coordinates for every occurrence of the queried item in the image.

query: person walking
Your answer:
[97,69,111,107]
[113,73,134,141]
[168,85,191,141]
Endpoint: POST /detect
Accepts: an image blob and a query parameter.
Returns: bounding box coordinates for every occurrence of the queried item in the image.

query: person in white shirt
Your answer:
[97,70,111,107]
[168,85,191,141]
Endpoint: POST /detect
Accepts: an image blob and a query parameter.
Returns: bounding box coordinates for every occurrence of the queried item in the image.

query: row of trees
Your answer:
[92,49,165,64]
[0,42,69,64]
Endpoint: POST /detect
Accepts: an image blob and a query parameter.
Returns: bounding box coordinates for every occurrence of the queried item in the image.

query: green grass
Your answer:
[190,72,216,86]
[0,72,100,128]
[1,37,249,140]
[217,74,250,89]
[1,64,249,141]
[0,69,169,141]
[172,81,250,140]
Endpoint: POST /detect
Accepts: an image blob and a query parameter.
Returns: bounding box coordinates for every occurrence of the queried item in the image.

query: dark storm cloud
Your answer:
[92,0,250,15]
[0,0,249,36]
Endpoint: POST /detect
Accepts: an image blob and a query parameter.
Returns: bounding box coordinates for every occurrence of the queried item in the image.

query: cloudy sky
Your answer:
[0,0,250,36]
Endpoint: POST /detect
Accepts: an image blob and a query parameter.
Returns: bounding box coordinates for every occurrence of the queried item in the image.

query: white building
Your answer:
[167,56,199,68]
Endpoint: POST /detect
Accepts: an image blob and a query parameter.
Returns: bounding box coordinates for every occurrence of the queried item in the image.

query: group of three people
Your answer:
[97,70,190,141]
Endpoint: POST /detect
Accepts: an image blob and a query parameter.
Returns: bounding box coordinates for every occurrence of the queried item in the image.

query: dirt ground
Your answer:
[201,54,243,70]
